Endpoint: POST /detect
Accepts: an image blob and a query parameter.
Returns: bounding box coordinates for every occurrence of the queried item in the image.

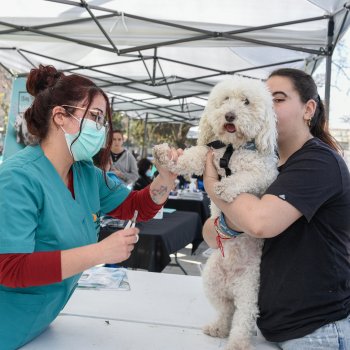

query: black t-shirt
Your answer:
[111,150,126,163]
[258,138,350,342]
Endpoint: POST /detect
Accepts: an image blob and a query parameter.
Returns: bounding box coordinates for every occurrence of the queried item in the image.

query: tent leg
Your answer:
[142,113,149,158]
[324,17,334,123]
[324,55,332,124]
[126,115,130,148]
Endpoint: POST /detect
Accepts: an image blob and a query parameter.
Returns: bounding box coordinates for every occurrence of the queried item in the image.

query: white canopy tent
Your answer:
[1,0,349,124]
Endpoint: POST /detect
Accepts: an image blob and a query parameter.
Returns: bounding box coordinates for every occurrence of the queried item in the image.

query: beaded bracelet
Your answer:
[214,215,243,257]
[218,213,243,238]
[214,216,233,239]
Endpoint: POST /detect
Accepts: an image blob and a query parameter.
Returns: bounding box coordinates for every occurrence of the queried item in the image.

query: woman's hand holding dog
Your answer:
[203,150,219,198]
[203,150,243,236]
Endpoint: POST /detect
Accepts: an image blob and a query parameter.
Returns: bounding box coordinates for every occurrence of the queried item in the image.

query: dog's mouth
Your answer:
[224,123,236,133]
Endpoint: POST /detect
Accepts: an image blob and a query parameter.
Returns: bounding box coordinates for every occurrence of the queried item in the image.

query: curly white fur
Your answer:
[153,76,279,350]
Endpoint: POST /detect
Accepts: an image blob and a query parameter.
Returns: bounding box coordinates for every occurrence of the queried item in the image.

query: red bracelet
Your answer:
[214,216,232,257]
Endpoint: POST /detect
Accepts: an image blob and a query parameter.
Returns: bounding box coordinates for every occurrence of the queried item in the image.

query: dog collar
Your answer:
[206,140,256,151]
[206,140,227,149]
[207,140,256,177]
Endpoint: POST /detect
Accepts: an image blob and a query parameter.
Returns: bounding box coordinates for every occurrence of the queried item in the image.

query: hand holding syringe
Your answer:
[124,210,139,242]
[97,210,139,264]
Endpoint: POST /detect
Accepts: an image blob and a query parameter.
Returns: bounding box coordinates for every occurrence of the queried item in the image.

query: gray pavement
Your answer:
[162,241,212,276]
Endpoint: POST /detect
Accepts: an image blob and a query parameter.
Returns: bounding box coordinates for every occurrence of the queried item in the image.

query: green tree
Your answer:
[125,119,195,157]
[0,66,12,150]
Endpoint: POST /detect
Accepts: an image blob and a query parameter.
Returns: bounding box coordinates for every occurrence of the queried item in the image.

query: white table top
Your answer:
[23,270,278,349]
[63,270,212,328]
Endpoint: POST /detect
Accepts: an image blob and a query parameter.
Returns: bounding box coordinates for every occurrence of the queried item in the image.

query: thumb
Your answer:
[205,151,218,178]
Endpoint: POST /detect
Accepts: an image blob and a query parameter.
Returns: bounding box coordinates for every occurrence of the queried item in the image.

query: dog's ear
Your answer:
[255,107,277,155]
[197,111,215,146]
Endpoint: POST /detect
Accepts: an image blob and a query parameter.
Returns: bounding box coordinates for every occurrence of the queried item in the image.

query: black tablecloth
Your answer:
[99,211,202,272]
[164,193,211,224]
[164,193,210,251]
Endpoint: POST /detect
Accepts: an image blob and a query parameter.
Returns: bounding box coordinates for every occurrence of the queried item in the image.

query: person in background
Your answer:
[202,68,350,349]
[110,129,138,185]
[133,158,153,190]
[177,174,188,189]
[192,174,204,191]
[0,64,182,349]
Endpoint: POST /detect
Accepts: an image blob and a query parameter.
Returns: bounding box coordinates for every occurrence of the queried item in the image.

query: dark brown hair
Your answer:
[137,158,152,176]
[92,147,109,170]
[24,64,113,170]
[112,129,124,136]
[268,68,342,153]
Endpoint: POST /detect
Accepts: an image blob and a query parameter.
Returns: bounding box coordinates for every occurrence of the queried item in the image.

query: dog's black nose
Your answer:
[225,112,236,122]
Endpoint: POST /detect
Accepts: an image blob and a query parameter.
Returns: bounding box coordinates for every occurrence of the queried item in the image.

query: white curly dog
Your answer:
[153,76,278,350]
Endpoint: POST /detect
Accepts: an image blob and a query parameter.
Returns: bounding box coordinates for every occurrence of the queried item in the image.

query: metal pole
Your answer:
[142,113,149,158]
[126,114,130,148]
[324,17,334,123]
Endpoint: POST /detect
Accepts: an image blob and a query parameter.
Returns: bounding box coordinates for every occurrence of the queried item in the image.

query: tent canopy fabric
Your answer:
[1,0,349,124]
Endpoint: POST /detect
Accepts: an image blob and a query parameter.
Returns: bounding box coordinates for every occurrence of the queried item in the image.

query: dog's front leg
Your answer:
[153,143,208,175]
[176,145,208,175]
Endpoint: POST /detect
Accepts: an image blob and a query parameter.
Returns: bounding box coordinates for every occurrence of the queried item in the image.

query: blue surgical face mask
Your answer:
[62,117,106,161]
[146,169,153,178]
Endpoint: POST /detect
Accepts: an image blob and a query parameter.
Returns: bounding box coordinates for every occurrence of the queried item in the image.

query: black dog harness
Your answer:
[207,140,256,177]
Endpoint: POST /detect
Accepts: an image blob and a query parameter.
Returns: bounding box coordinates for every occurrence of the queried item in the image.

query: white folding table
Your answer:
[22,270,277,349]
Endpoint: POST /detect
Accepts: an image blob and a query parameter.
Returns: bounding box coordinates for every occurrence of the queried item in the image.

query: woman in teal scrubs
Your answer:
[0,65,180,349]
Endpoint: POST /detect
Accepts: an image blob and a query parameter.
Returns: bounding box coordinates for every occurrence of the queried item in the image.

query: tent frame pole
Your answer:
[324,17,334,123]
[142,113,149,158]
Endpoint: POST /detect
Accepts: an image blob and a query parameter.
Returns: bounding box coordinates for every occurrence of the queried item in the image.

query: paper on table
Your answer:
[78,266,130,291]
[163,208,176,213]
[178,190,203,200]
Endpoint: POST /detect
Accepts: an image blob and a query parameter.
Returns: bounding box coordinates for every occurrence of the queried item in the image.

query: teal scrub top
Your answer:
[107,171,123,185]
[0,145,130,349]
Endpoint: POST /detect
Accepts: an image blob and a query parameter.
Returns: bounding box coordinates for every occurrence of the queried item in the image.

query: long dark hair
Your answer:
[268,68,342,153]
[24,64,113,170]
[137,158,152,176]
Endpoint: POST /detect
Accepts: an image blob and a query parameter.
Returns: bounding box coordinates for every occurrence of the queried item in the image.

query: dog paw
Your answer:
[152,143,177,172]
[203,323,230,338]
[153,143,170,164]
[225,338,252,350]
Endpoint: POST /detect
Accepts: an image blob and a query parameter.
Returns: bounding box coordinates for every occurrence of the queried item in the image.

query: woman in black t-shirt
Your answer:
[203,68,350,349]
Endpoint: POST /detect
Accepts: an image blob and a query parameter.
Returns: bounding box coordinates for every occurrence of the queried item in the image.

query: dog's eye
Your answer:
[243,98,250,105]
[224,96,230,102]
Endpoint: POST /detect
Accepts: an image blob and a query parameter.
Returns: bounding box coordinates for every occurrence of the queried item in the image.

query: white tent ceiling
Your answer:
[0,0,349,124]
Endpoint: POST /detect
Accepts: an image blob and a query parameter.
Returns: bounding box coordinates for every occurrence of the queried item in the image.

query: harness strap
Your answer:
[206,140,256,178]
[206,140,226,149]
[219,144,234,176]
